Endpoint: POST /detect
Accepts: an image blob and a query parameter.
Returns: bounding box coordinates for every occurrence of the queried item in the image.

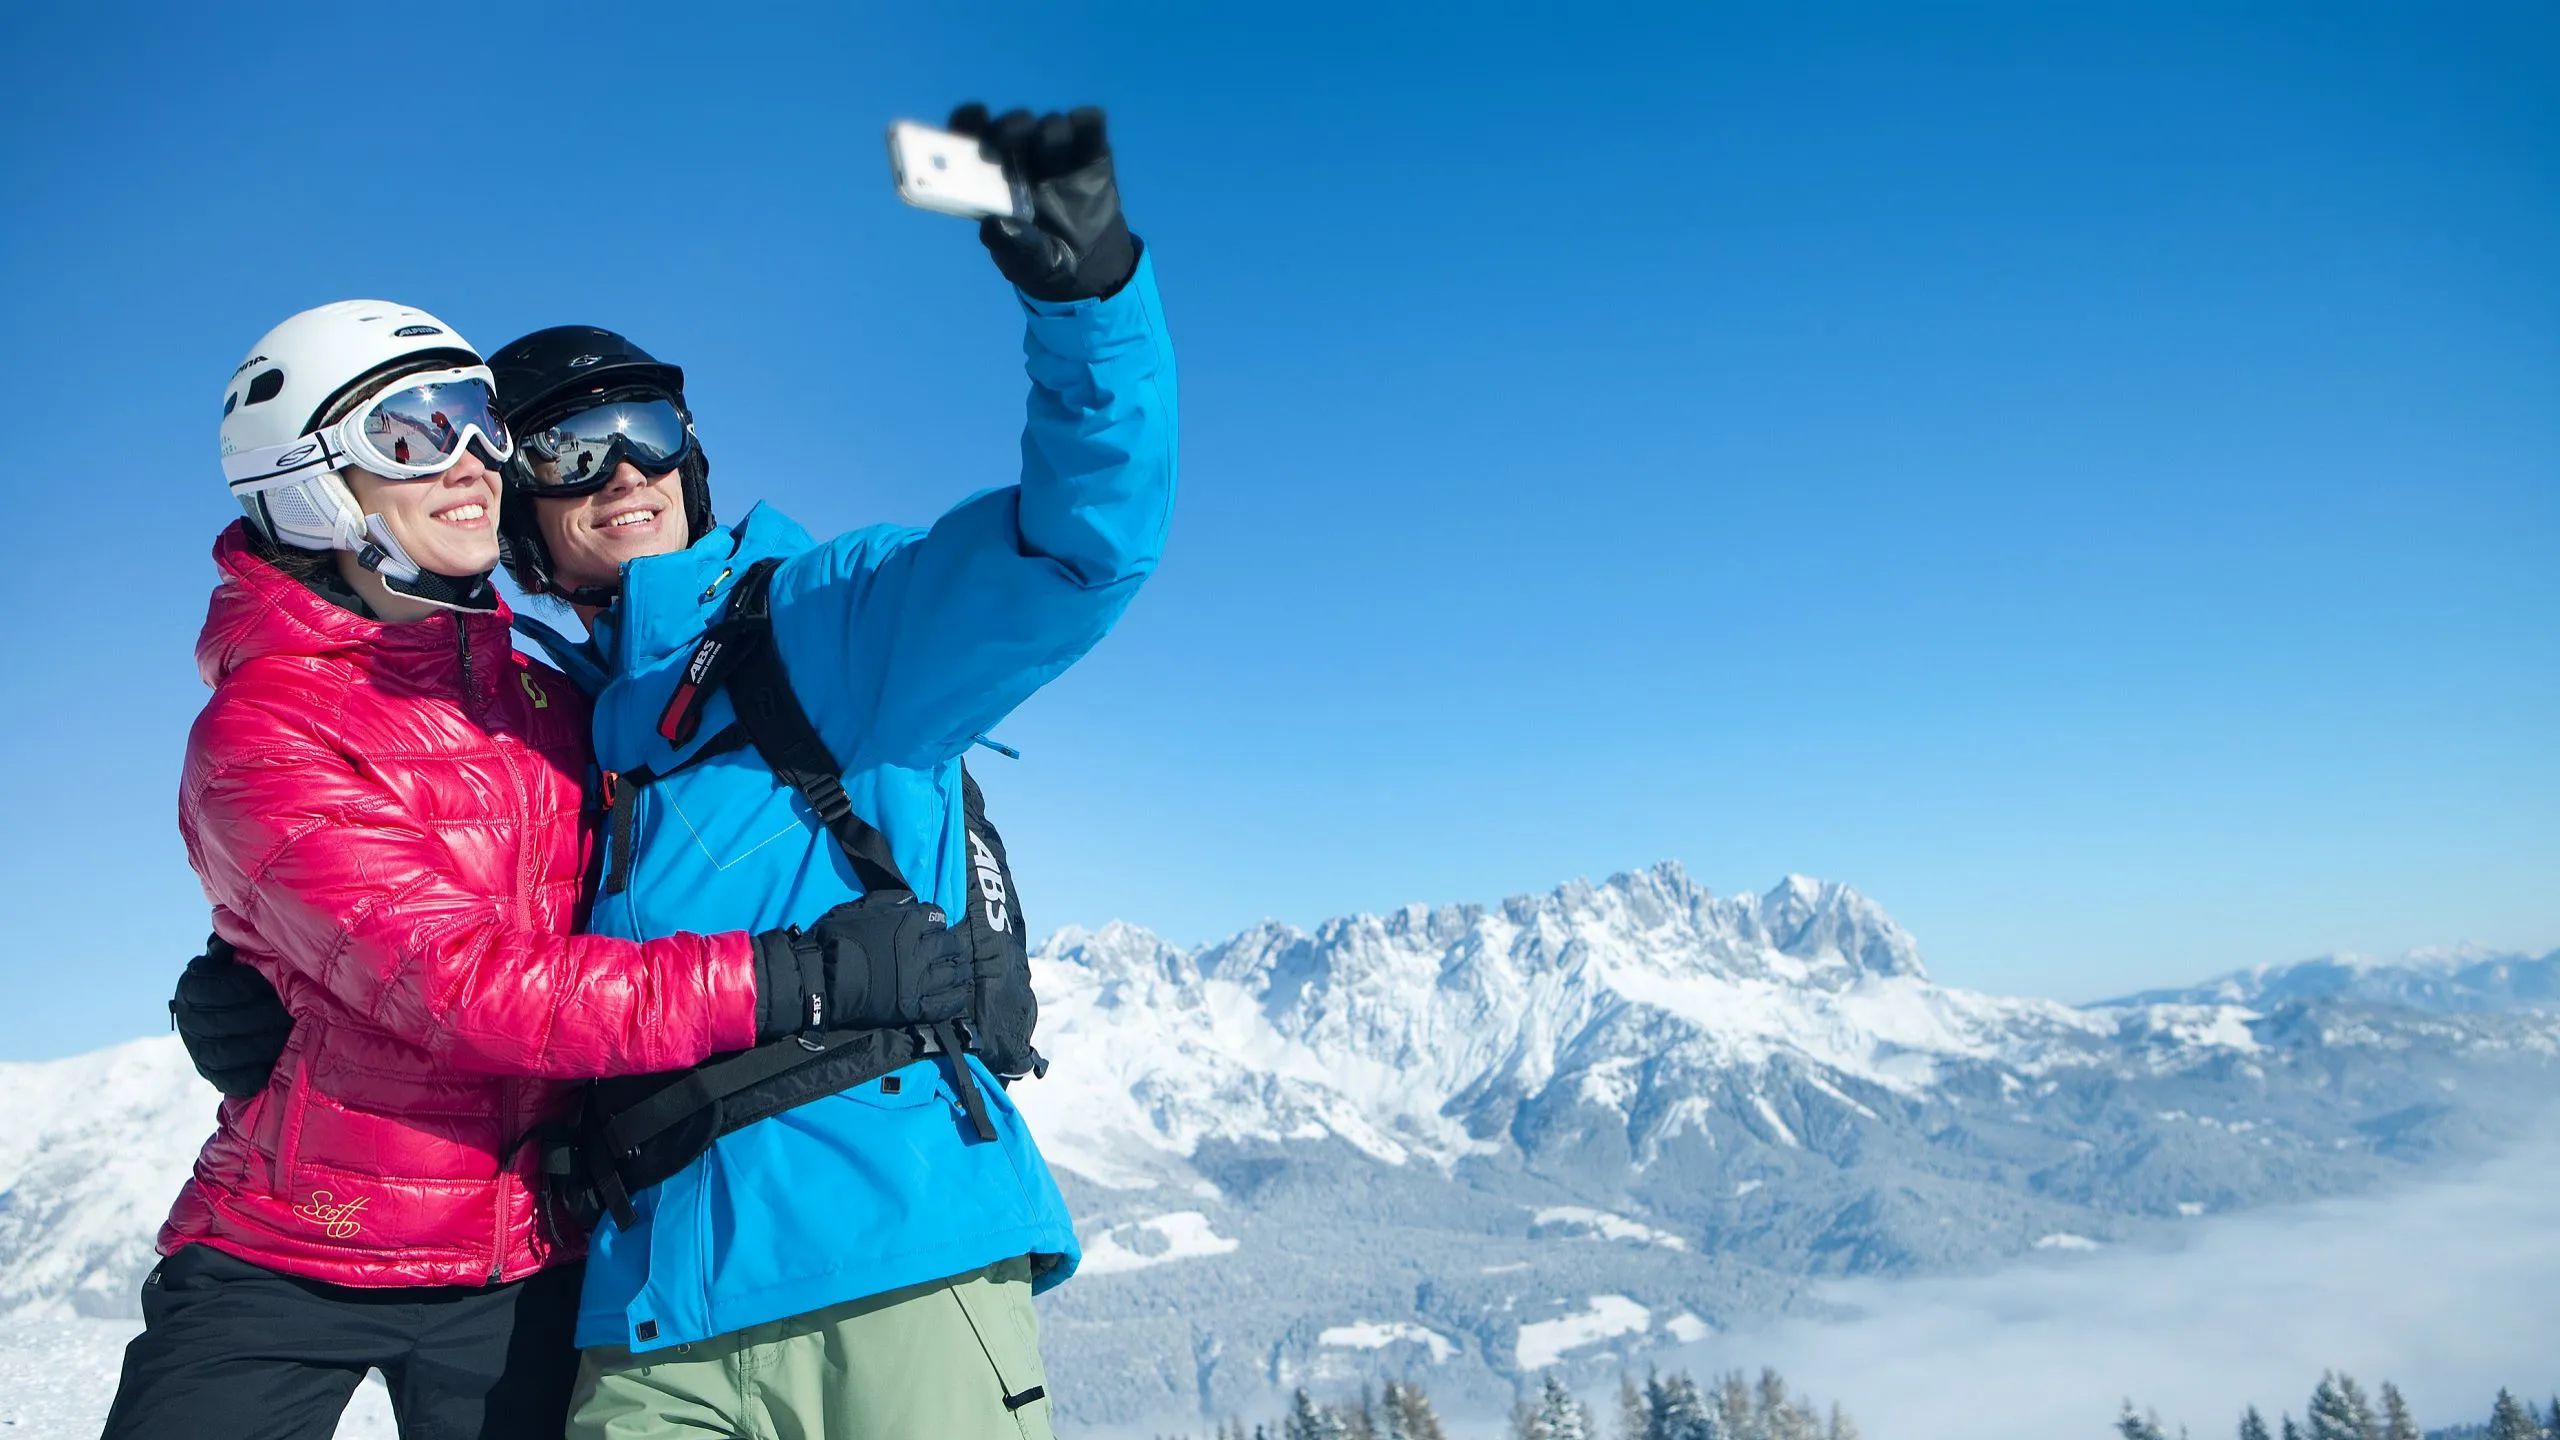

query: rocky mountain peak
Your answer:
[1744,873,1928,981]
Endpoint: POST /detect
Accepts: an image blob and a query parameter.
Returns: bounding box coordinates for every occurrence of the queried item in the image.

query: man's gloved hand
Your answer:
[171,934,293,1099]
[751,892,974,1041]
[947,102,1137,304]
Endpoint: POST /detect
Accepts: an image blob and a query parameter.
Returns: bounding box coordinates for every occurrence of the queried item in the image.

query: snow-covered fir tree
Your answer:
[2309,1373,2361,1440]
[1757,1370,1821,1440]
[1824,1401,1859,1440]
[1712,1372,1756,1440]
[2338,1375,2381,1440]
[2241,1406,2273,1440]
[1380,1380,1448,1440]
[1286,1388,1347,1440]
[1645,1371,1722,1440]
[2281,1416,2304,1440]
[1536,1373,1596,1440]
[1620,1374,1648,1440]
[1341,1384,1378,1440]
[2378,1382,2417,1440]
[2486,1389,2543,1440]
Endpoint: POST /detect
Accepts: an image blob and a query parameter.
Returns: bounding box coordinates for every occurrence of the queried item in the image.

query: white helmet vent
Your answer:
[260,484,335,538]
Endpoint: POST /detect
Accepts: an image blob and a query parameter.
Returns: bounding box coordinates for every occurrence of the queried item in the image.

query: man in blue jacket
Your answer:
[493,102,1170,1437]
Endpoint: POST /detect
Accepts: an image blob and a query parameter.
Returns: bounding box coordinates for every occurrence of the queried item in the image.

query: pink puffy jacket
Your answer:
[161,524,761,1286]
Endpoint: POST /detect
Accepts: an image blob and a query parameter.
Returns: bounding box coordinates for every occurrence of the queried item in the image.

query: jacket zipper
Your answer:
[459,609,526,1285]
[491,652,540,1286]
[455,615,479,719]
[489,1097,512,1284]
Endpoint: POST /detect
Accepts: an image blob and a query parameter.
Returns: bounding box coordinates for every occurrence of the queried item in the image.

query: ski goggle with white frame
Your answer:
[504,393,699,498]
[222,365,515,495]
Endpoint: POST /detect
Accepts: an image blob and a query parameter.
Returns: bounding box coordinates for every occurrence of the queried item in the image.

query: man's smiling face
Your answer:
[531,461,690,595]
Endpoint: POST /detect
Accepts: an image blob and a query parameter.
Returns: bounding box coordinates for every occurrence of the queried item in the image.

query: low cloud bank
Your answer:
[1660,1126,2560,1438]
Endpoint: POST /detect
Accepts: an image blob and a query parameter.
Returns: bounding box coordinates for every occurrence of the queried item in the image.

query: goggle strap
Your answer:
[224,432,352,491]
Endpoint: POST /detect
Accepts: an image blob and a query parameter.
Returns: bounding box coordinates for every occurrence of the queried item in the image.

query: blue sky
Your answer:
[1,3,2552,1060]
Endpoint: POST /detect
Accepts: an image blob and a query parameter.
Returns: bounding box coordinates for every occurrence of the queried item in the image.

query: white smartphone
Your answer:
[886,120,1030,222]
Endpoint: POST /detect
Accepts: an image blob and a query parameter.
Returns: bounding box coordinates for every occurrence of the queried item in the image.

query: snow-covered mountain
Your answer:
[4,865,2555,1436]
[1022,867,2128,1182]
[1005,866,2559,1426]
[2114,943,2560,1015]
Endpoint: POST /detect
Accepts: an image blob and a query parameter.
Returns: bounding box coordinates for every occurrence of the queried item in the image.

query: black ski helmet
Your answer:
[487,325,715,605]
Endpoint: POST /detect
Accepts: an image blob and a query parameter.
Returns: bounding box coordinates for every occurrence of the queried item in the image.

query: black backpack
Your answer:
[544,558,1044,1230]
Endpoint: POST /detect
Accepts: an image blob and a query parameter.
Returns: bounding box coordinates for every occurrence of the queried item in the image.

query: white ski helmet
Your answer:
[218,301,498,597]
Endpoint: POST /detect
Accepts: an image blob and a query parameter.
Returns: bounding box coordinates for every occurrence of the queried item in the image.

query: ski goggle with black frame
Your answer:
[222,365,514,493]
[503,393,699,498]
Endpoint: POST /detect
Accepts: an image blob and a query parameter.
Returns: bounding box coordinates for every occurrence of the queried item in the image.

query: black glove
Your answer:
[170,934,293,1099]
[750,892,974,1041]
[947,102,1137,303]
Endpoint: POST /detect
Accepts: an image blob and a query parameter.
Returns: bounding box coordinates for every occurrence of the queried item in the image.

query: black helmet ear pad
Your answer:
[680,447,714,543]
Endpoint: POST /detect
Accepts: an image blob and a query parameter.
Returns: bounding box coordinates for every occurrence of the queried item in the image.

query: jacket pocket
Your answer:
[837,1060,961,1115]
[833,1058,1043,1226]
[266,1022,319,1194]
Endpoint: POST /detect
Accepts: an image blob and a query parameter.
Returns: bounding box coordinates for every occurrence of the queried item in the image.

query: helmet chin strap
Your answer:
[356,514,499,614]
[548,576,624,609]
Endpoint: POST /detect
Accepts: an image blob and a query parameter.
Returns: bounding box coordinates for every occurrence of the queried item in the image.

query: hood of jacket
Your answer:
[196,521,517,689]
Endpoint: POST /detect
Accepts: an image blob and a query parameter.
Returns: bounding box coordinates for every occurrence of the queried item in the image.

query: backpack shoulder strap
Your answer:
[714,559,913,900]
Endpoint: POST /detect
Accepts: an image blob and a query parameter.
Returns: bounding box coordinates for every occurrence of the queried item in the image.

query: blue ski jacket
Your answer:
[530,249,1174,1353]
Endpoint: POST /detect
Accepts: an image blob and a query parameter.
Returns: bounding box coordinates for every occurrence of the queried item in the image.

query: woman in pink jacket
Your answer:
[105,302,963,1440]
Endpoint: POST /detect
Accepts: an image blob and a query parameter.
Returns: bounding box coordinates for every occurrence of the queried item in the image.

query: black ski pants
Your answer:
[100,1243,582,1440]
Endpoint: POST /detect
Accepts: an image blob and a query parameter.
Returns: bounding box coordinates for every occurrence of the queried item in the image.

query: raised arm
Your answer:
[771,105,1178,771]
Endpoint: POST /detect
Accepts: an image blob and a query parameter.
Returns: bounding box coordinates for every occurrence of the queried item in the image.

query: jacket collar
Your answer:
[196,522,514,689]
[594,501,812,670]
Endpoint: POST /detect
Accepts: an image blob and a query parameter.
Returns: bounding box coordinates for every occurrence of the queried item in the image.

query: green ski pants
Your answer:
[566,1258,1055,1440]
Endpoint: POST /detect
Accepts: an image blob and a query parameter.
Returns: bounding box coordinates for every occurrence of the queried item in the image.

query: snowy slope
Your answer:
[0,1038,214,1318]
[0,1043,400,1437]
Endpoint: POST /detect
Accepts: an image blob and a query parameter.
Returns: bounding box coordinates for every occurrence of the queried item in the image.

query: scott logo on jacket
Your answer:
[293,1191,371,1239]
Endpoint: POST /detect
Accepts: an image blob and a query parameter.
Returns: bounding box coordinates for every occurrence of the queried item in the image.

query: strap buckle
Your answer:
[934,1021,1000,1143]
